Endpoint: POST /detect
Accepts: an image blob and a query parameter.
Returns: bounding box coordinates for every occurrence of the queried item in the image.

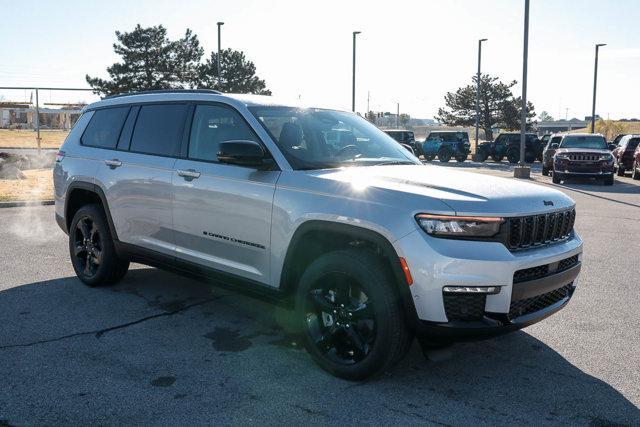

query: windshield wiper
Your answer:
[372,160,416,166]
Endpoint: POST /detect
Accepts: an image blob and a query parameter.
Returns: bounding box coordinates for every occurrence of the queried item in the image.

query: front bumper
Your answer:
[393,229,583,339]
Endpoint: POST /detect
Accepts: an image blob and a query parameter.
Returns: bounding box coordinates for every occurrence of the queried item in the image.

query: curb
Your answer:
[0,200,54,208]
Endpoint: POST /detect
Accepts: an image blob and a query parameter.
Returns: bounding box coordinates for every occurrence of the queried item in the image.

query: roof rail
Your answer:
[104,89,222,99]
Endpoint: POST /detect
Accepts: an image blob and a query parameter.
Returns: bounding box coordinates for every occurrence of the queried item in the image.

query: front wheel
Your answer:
[295,250,412,380]
[455,153,468,162]
[424,154,435,162]
[507,148,519,164]
[438,148,452,163]
[491,154,504,162]
[552,172,562,184]
[617,165,626,176]
[69,204,129,287]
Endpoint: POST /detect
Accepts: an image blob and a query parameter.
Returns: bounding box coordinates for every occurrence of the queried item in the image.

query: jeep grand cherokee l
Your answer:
[54,90,583,380]
[612,134,640,177]
[552,134,614,185]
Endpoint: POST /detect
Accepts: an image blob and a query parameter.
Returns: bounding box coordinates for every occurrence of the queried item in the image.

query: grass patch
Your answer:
[0,169,53,201]
[0,129,68,149]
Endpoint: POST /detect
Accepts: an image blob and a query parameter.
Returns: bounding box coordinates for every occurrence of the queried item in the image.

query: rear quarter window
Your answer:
[81,107,130,149]
[130,104,189,156]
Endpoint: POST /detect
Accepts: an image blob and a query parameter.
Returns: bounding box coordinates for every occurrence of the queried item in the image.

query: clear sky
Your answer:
[1,0,639,120]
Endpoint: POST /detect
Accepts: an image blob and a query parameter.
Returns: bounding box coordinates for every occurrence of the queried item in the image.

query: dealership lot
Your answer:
[0,164,638,425]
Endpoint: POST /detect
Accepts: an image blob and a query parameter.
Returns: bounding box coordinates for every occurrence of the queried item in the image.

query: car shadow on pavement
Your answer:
[423,160,542,173]
[553,177,640,198]
[0,267,638,425]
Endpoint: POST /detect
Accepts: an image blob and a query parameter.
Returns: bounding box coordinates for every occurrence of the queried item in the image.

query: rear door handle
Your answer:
[104,159,122,169]
[177,169,201,181]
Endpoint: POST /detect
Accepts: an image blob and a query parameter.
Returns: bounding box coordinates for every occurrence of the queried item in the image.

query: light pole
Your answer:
[352,31,361,112]
[515,0,530,179]
[474,38,487,155]
[591,43,606,133]
[217,21,224,91]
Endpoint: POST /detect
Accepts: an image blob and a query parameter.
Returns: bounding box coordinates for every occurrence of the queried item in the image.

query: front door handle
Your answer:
[104,159,122,169]
[177,169,201,181]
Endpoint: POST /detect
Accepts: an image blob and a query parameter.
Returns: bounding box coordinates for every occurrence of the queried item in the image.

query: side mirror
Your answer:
[607,143,617,151]
[550,143,559,149]
[218,140,270,168]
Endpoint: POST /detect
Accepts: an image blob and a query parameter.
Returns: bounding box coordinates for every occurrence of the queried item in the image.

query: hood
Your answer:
[307,165,574,217]
[556,148,609,155]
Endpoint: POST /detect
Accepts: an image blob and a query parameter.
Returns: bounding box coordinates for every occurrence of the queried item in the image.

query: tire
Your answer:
[438,148,452,163]
[475,149,488,162]
[603,175,614,186]
[617,165,625,176]
[491,154,504,162]
[69,204,129,287]
[295,249,412,380]
[455,154,467,163]
[542,166,549,176]
[424,155,435,162]
[507,148,519,164]
[552,172,562,184]
[632,162,640,180]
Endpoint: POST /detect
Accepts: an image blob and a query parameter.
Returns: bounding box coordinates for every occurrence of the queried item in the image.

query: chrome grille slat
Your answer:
[507,208,575,251]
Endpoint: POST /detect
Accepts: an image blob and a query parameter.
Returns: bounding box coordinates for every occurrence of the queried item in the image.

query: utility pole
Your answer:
[514,0,530,179]
[474,38,487,155]
[352,31,361,112]
[396,103,400,129]
[35,88,41,152]
[217,22,224,91]
[591,43,606,133]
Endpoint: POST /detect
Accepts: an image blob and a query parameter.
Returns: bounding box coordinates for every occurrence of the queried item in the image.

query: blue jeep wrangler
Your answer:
[421,130,470,162]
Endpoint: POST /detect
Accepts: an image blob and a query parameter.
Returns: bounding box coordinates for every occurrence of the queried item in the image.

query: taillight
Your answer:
[55,151,65,162]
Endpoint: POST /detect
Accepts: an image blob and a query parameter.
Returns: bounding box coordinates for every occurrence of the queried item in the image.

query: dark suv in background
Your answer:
[552,134,614,185]
[383,129,421,156]
[477,132,542,163]
[611,134,640,176]
[542,134,562,176]
[421,130,470,162]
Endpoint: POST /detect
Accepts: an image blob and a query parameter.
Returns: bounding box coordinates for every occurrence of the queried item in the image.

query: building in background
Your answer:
[0,102,84,130]
[536,117,590,135]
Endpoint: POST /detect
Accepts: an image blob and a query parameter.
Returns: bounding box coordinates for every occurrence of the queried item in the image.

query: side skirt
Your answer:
[114,242,290,308]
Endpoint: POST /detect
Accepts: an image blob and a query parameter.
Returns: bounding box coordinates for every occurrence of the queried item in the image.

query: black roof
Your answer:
[104,89,221,99]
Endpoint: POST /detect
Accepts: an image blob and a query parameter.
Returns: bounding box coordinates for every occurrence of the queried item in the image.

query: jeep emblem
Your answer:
[543,200,554,206]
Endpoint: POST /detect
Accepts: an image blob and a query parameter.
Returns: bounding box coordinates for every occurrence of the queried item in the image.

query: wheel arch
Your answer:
[279,220,419,325]
[64,182,118,241]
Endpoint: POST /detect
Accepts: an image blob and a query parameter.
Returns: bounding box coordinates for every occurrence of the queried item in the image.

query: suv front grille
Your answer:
[507,208,575,250]
[513,254,580,284]
[443,294,486,321]
[509,283,573,318]
[568,153,598,161]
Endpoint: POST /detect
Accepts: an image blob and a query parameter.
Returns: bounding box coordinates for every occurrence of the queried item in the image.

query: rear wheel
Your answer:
[424,154,435,162]
[69,204,129,287]
[438,148,452,163]
[295,250,411,380]
[632,162,640,180]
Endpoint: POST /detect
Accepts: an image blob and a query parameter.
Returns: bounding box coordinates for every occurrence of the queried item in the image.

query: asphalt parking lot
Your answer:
[1,163,639,425]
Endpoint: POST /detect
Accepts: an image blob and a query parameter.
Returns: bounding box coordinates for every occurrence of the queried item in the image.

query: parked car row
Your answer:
[540,133,640,185]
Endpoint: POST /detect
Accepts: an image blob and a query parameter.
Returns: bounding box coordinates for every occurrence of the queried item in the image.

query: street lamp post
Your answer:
[217,21,224,91]
[591,43,606,133]
[514,0,531,179]
[474,38,487,156]
[352,31,361,112]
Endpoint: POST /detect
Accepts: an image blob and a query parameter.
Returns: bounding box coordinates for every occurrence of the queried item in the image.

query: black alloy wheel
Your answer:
[304,273,376,365]
[438,148,452,163]
[73,216,103,279]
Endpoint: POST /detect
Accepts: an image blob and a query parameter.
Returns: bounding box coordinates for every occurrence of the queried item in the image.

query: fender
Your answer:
[64,181,119,242]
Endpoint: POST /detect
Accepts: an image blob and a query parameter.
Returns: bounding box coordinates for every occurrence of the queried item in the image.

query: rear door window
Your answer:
[81,107,130,149]
[626,138,639,151]
[188,104,260,162]
[130,104,188,156]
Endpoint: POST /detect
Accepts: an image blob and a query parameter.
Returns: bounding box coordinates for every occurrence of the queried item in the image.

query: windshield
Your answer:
[249,107,420,170]
[560,135,607,149]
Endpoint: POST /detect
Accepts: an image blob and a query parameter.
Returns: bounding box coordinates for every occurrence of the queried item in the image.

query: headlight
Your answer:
[415,214,503,238]
[599,154,613,161]
[555,154,569,160]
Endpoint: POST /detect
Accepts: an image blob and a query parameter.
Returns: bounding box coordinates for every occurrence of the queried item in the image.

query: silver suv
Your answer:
[54,90,583,380]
